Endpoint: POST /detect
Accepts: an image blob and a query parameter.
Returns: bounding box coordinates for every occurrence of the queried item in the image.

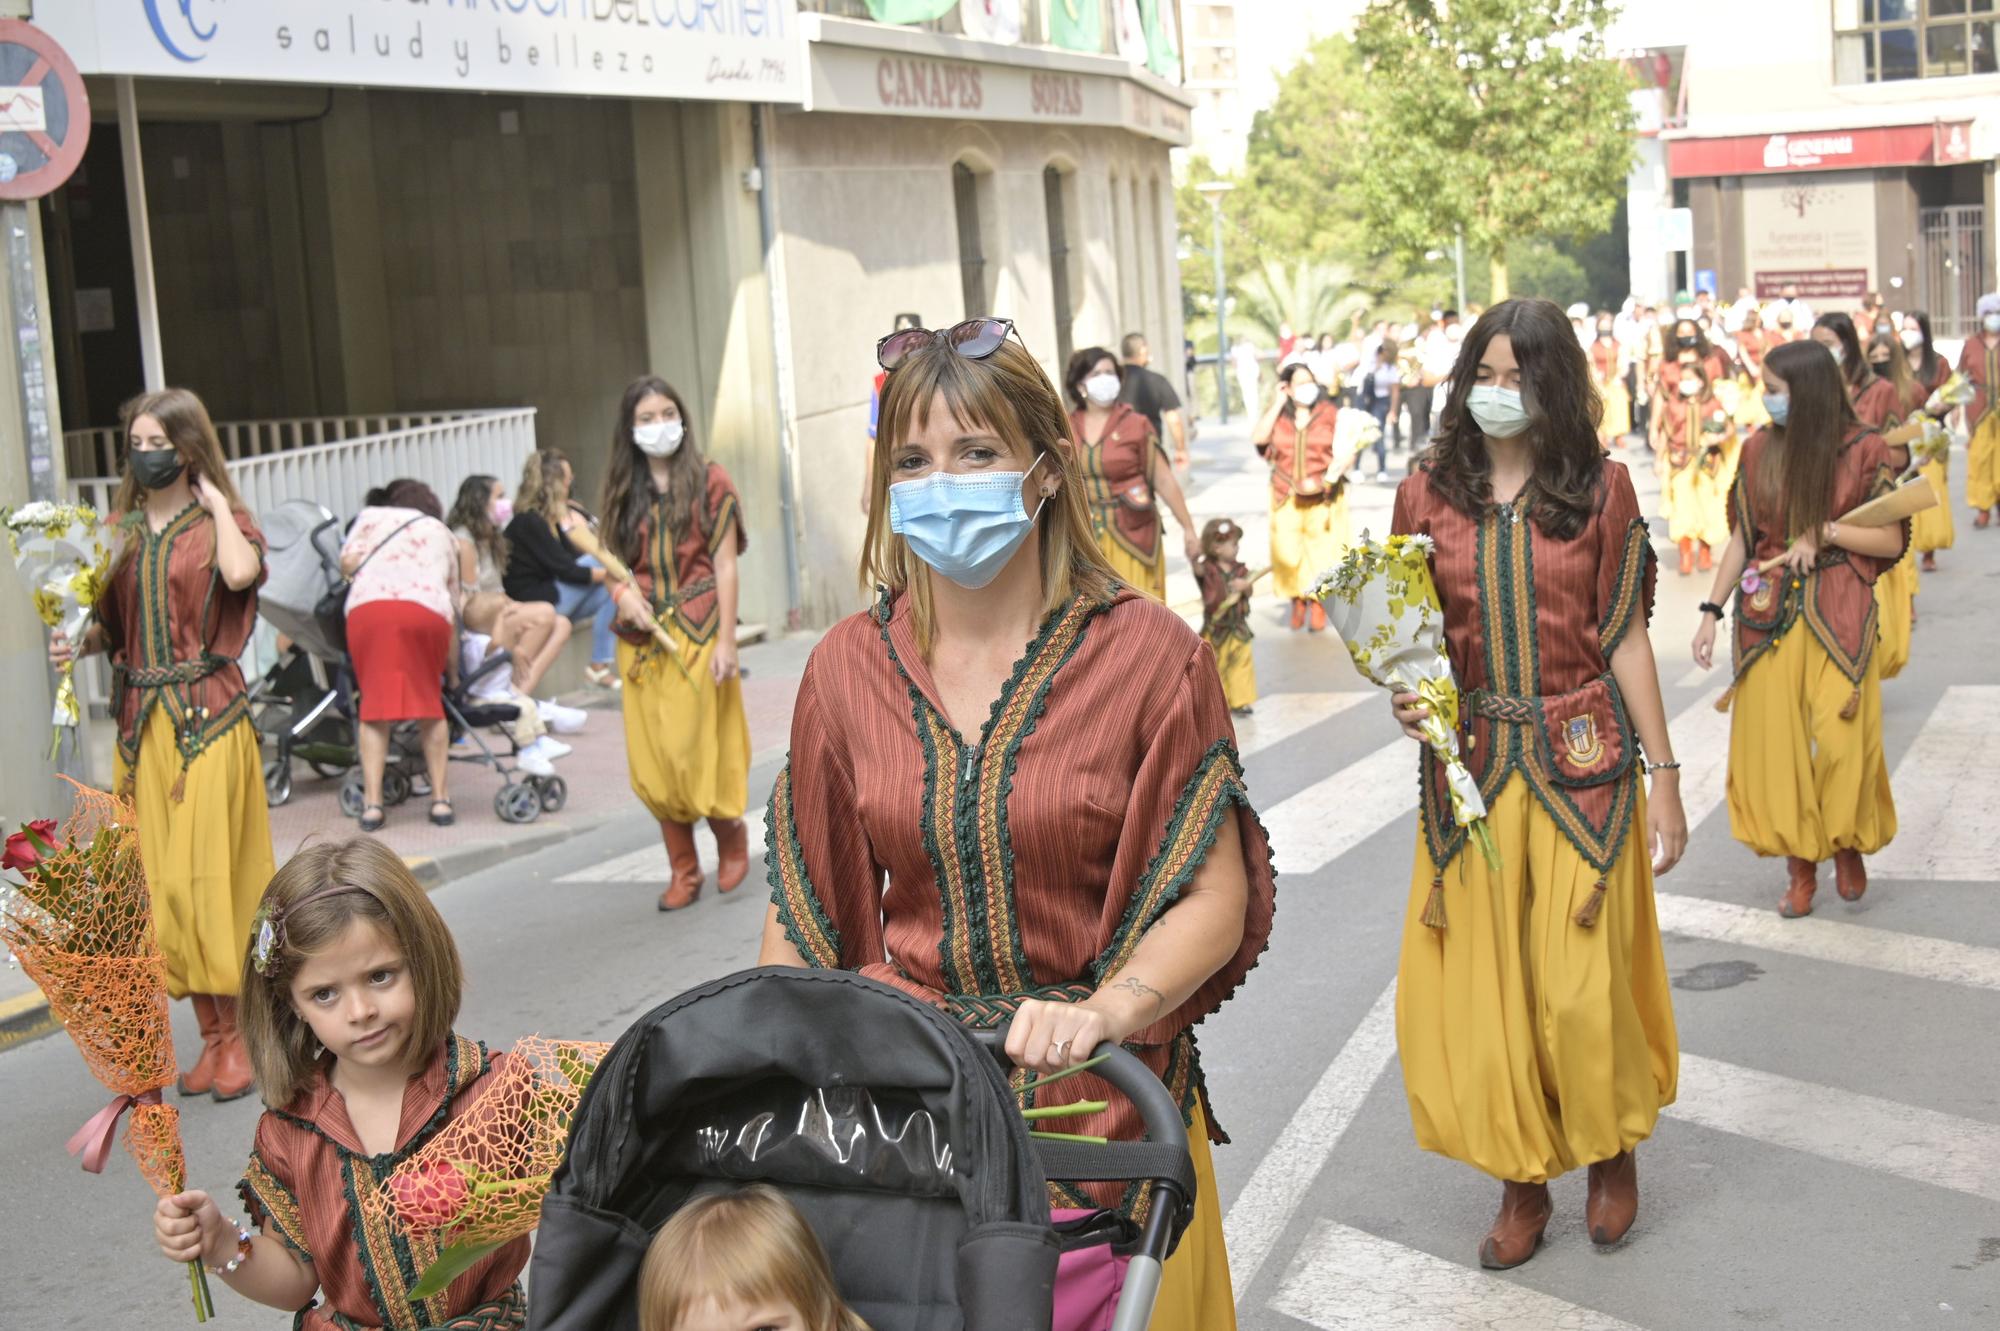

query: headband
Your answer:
[251,883,374,976]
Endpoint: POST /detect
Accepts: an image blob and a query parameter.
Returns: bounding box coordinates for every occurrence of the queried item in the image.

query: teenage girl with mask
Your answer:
[1904,312,1955,571]
[1813,314,1902,465]
[1062,346,1201,601]
[1650,349,1736,574]
[1589,317,1630,448]
[50,388,274,1104]
[1692,339,1907,917]
[759,318,1275,1331]
[1254,361,1353,632]
[1388,298,1683,1272]
[599,376,751,913]
[1730,307,1773,430]
[1961,292,2000,528]
[1863,331,1924,674]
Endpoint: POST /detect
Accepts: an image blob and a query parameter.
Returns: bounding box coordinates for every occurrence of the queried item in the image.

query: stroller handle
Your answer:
[971,1030,1190,1160]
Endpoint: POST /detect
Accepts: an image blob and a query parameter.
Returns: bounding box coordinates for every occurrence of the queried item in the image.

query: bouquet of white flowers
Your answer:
[1314,533,1499,927]
[3,502,114,759]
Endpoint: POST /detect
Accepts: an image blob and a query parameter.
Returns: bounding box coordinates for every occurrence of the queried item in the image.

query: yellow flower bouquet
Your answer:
[3,502,114,759]
[1312,533,1500,887]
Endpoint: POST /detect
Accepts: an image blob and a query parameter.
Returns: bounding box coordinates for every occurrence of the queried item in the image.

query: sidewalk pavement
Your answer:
[0,626,816,1051]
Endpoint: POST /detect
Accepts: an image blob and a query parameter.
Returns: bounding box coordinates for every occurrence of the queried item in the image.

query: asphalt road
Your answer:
[5,415,1996,1329]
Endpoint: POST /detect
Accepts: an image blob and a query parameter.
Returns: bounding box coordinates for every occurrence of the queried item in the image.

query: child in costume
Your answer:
[1195,517,1258,715]
[638,1184,871,1331]
[152,839,530,1330]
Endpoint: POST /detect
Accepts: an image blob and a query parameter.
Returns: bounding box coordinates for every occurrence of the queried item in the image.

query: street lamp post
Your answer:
[1197,180,1234,424]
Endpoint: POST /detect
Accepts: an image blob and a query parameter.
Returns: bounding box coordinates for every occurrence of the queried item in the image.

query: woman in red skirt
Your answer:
[339,478,461,831]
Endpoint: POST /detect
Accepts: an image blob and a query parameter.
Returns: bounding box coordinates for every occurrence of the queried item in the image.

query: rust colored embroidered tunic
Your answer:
[1391,460,1658,876]
[1258,399,1343,503]
[238,1035,530,1331]
[1851,374,1903,434]
[616,462,745,647]
[1070,403,1163,563]
[1726,428,1906,689]
[96,503,266,772]
[1960,333,2000,432]
[766,589,1276,1207]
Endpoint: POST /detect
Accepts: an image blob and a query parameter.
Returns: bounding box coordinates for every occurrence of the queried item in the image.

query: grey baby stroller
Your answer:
[528,967,1196,1331]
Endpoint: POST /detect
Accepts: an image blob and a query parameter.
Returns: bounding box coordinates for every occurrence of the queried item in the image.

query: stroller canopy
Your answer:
[529,968,1061,1331]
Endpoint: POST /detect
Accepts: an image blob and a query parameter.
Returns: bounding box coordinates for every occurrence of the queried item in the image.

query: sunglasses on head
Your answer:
[876,318,1019,372]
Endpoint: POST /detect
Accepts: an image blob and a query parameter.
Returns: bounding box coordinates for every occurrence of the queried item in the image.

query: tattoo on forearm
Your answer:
[1113,975,1166,1019]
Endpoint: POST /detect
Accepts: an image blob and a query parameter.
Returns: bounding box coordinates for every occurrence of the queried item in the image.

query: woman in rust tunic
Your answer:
[1390,299,1684,1271]
[58,388,274,1104]
[1694,339,1907,916]
[1062,346,1200,601]
[760,320,1275,1330]
[1253,362,1354,631]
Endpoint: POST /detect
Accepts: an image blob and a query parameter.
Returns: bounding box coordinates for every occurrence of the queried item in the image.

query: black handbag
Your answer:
[315,515,422,655]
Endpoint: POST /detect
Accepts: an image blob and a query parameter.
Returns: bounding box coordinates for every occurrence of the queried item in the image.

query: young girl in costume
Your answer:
[1651,350,1736,574]
[1692,339,1908,917]
[1960,292,2000,529]
[1588,317,1630,449]
[638,1185,870,1331]
[1195,517,1257,715]
[152,838,531,1330]
[51,388,274,1105]
[1903,312,1954,572]
[1254,362,1352,632]
[599,375,751,912]
[1388,297,1684,1272]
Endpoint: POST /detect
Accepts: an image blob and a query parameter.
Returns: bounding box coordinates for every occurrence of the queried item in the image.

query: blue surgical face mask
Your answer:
[1465,384,1530,439]
[889,455,1048,590]
[1763,393,1790,426]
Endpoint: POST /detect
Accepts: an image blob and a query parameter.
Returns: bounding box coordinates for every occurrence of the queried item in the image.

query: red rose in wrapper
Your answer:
[3,818,58,871]
[386,1158,471,1231]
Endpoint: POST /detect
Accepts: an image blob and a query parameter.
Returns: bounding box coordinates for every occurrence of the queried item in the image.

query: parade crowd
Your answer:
[20,271,2000,1329]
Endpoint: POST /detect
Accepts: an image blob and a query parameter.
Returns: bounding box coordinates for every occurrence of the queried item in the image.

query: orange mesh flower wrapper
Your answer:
[1,779,214,1320]
[363,1037,610,1299]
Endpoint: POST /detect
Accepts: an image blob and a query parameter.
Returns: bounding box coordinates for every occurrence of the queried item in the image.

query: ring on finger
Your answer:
[1049,1038,1071,1063]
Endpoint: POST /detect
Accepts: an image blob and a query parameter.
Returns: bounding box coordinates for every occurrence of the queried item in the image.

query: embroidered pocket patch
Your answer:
[1563,713,1604,768]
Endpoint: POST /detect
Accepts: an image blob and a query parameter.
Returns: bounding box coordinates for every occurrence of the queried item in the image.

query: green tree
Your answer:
[1351,0,1635,300]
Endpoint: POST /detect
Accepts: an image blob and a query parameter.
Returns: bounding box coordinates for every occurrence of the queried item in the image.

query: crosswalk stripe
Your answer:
[1234,691,1372,759]
[1865,685,2000,881]
[1269,1219,1647,1331]
[1667,686,1734,833]
[1654,892,2000,991]
[1224,982,1400,1304]
[1264,739,1417,878]
[556,811,768,884]
[1668,1053,2000,1203]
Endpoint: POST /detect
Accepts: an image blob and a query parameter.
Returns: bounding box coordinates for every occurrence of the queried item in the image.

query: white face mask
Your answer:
[1985,313,2000,335]
[1901,329,1924,351]
[633,419,684,457]
[1679,378,1702,398]
[1291,382,1320,407]
[1083,373,1121,406]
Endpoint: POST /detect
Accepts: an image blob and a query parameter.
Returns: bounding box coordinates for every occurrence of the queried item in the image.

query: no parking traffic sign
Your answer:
[0,19,90,201]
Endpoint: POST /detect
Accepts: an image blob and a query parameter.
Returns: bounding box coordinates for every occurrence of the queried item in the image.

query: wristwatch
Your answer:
[1697,601,1725,619]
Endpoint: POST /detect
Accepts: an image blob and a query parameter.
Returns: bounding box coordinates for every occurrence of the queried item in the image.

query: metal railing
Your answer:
[67,407,540,711]
[63,411,476,483]
[1919,206,1987,339]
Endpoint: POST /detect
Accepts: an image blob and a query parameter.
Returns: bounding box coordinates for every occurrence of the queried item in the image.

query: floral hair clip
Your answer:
[250,884,372,976]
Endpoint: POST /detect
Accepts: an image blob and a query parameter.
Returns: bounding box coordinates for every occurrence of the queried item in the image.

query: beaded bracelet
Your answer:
[209,1226,253,1276]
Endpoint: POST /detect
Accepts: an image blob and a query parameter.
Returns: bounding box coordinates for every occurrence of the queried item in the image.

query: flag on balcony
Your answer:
[1140,0,1179,79]
[959,0,1023,45]
[1049,0,1103,54]
[865,0,956,22]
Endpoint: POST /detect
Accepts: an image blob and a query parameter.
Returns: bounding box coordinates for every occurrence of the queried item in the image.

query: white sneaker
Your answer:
[527,735,573,761]
[516,747,555,778]
[1375,469,1390,482]
[539,700,588,734]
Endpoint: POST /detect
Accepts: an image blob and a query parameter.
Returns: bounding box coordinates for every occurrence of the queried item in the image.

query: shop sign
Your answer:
[1744,172,1877,301]
[1668,122,1973,177]
[1754,269,1869,300]
[813,42,1190,144]
[35,0,806,105]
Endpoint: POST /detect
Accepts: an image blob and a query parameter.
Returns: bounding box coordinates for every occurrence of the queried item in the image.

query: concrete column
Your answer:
[631,99,786,634]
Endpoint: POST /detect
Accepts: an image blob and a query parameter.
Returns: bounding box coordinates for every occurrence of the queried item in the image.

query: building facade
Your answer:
[1180,0,1364,172]
[1617,0,1998,333]
[0,0,1190,810]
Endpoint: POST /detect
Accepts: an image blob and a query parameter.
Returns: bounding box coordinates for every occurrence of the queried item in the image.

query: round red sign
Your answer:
[0,19,90,201]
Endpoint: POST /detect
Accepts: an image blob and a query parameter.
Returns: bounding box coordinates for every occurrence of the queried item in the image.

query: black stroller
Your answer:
[529,968,1197,1331]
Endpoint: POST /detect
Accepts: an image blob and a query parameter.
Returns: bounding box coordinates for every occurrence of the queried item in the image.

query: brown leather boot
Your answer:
[1289,598,1308,630]
[209,997,255,1103]
[1677,537,1695,575]
[658,819,703,911]
[1781,856,1817,918]
[711,817,749,894]
[1308,600,1328,633]
[1478,1180,1552,1270]
[178,995,223,1097]
[1698,541,1714,571]
[1586,1150,1639,1246]
[1834,849,1867,902]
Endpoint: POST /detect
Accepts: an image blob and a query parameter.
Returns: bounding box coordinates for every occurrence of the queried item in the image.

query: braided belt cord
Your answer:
[1466,690,1540,724]
[653,576,716,614]
[945,981,1098,1030]
[115,654,230,689]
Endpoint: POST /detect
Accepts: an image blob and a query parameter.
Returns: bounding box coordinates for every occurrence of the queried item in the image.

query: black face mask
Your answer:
[128,448,186,491]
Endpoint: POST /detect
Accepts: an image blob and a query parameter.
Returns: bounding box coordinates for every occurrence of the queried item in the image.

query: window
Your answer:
[1044,165,1075,369]
[952,161,987,319]
[1835,0,1997,82]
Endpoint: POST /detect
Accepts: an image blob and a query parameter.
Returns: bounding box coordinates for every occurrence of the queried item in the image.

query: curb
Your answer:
[0,812,619,1057]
